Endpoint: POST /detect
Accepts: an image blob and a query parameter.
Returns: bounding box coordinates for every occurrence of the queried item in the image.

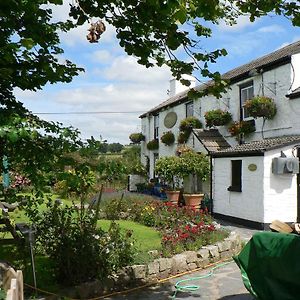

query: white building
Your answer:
[139,40,300,229]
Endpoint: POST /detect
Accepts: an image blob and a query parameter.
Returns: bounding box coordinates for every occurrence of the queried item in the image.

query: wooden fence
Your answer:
[3,268,23,300]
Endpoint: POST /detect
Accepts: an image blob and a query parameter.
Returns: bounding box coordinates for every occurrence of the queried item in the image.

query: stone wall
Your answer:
[74,231,243,299]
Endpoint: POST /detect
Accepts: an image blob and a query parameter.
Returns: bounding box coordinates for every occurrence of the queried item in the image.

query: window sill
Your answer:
[227,186,242,192]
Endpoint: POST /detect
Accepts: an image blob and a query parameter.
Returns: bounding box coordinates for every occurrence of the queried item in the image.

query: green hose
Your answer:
[172,260,234,299]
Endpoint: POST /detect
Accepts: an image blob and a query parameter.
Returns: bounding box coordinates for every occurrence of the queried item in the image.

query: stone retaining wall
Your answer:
[74,231,243,298]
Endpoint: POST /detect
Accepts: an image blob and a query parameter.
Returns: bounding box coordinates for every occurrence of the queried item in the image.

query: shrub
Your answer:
[129,132,145,144]
[179,116,202,132]
[179,150,210,181]
[35,203,135,286]
[228,120,256,136]
[146,139,159,150]
[244,96,277,119]
[155,156,182,189]
[160,131,175,146]
[204,109,232,127]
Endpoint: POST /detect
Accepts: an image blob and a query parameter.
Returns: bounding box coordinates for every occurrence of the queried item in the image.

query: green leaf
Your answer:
[173,9,187,24]
[20,38,35,50]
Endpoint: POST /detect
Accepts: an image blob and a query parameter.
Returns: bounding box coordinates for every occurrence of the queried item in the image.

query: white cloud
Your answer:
[90,50,113,63]
[257,25,285,33]
[17,61,171,144]
[101,55,171,83]
[278,36,300,49]
[218,15,256,32]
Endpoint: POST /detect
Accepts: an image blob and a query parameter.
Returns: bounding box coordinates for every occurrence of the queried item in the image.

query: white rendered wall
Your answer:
[263,147,298,223]
[291,53,300,91]
[213,156,265,223]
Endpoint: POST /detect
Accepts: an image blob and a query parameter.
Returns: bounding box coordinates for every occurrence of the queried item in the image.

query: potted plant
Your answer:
[155,156,182,204]
[129,132,145,144]
[204,109,232,127]
[228,120,256,137]
[244,96,277,120]
[160,131,175,146]
[146,139,159,150]
[178,150,210,208]
[179,116,202,133]
[177,131,190,144]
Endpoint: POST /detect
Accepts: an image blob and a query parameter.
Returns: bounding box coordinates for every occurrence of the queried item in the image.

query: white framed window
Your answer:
[154,115,159,139]
[186,101,194,117]
[240,82,254,119]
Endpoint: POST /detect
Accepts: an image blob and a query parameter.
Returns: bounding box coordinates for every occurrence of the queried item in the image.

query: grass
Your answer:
[97,219,162,263]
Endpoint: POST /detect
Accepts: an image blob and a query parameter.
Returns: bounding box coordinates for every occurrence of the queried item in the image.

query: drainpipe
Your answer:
[210,155,213,214]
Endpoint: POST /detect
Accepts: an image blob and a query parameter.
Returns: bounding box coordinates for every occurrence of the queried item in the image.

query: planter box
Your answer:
[183,193,204,208]
[165,190,180,204]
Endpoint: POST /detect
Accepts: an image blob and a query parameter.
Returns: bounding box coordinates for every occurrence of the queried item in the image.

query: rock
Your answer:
[157,258,172,272]
[216,240,231,252]
[182,251,198,264]
[147,260,159,275]
[202,245,220,261]
[130,265,147,279]
[197,248,209,260]
[171,254,188,274]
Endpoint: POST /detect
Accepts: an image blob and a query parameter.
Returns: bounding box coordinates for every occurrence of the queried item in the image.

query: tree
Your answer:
[107,142,124,153]
[1,0,300,187]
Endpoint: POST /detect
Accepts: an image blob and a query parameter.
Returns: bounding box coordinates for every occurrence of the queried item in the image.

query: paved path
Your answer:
[105,221,259,300]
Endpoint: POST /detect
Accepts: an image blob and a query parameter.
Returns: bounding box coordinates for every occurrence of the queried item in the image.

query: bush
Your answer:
[204,109,232,127]
[155,156,182,189]
[160,131,175,146]
[179,116,202,132]
[146,139,159,150]
[129,132,145,144]
[35,203,135,286]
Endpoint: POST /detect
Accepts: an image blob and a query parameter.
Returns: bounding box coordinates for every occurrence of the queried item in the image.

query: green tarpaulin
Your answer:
[234,231,300,300]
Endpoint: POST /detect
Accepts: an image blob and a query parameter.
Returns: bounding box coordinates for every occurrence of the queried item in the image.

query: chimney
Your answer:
[169,75,196,97]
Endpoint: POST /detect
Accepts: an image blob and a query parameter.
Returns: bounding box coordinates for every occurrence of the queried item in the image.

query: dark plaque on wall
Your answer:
[164,112,177,128]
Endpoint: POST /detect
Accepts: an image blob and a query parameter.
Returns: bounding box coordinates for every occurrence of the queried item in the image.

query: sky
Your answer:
[15,3,300,145]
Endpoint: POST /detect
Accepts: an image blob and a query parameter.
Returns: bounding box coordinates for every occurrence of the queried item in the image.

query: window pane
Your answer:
[186,102,194,117]
[231,160,242,192]
[241,84,254,119]
[154,115,159,139]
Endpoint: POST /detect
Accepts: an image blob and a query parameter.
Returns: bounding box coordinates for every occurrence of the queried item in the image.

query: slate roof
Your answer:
[211,136,300,157]
[193,129,231,153]
[140,40,300,118]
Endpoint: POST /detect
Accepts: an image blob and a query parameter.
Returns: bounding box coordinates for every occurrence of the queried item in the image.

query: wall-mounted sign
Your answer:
[164,112,177,128]
[248,164,257,172]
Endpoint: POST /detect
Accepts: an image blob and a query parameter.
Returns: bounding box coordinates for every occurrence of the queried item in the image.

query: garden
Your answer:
[0,166,228,297]
[0,107,227,298]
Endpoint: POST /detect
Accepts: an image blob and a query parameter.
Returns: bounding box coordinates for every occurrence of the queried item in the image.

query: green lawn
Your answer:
[97,219,162,263]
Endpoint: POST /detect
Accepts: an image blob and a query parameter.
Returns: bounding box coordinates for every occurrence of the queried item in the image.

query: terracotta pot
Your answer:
[165,190,180,204]
[183,193,204,208]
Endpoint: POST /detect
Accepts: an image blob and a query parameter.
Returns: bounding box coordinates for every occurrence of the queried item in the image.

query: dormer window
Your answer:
[186,101,194,117]
[240,81,254,119]
[154,115,159,139]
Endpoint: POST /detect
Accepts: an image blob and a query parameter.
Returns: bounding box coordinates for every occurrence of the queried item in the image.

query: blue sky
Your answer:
[15,3,300,144]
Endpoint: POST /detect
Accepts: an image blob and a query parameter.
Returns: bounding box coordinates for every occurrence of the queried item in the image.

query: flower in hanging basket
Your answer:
[244,96,277,119]
[129,132,145,144]
[177,131,190,144]
[160,131,175,146]
[179,116,202,133]
[176,145,192,156]
[146,139,159,150]
[228,120,256,136]
[204,109,232,127]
